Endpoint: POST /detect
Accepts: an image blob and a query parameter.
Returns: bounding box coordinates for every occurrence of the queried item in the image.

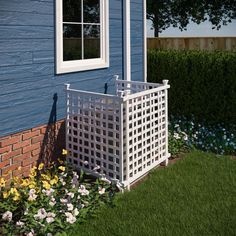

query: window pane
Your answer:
[63,24,82,61]
[63,0,81,22]
[83,0,100,23]
[84,25,100,59]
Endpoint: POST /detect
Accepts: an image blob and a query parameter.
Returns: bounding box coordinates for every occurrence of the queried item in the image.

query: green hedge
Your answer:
[147,49,236,126]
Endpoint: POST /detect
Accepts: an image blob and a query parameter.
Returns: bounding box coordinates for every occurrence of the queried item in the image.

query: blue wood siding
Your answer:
[0,0,145,137]
[131,0,144,82]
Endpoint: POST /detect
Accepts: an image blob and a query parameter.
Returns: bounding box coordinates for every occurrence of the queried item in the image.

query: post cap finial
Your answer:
[162,80,169,85]
[113,75,119,80]
[64,83,70,90]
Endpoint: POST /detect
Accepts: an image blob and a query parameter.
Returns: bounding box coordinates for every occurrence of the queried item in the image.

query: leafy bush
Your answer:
[148,49,236,127]
[0,153,114,236]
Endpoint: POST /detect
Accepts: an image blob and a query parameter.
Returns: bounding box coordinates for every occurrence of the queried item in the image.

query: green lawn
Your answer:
[69,151,236,236]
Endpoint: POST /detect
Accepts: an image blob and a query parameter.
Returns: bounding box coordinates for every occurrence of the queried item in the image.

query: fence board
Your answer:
[147,37,236,51]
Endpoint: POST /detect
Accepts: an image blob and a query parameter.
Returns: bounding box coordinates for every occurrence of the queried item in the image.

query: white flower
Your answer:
[16,221,25,227]
[73,208,79,216]
[60,198,68,204]
[73,171,79,178]
[46,217,55,224]
[65,212,76,224]
[83,161,89,165]
[77,195,81,200]
[26,230,35,236]
[28,189,37,201]
[47,234,53,236]
[67,192,75,199]
[42,188,54,196]
[93,165,100,171]
[173,132,180,140]
[59,177,66,186]
[49,197,56,206]
[98,187,106,195]
[34,208,47,220]
[62,172,68,177]
[29,189,36,194]
[24,208,29,215]
[2,211,12,222]
[67,203,74,211]
[27,233,34,236]
[71,176,79,188]
[78,185,89,196]
[47,212,56,218]
[28,194,37,201]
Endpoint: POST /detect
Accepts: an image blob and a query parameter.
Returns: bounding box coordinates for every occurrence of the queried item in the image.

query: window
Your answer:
[56,0,109,74]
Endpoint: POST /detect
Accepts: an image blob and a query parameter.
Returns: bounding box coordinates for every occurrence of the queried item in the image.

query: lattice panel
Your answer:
[65,80,170,188]
[66,89,123,182]
[123,89,168,183]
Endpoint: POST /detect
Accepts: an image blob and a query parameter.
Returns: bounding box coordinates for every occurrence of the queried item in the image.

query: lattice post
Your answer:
[163,80,169,166]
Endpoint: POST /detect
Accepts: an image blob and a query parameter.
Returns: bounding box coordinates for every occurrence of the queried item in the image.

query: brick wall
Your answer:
[0,120,65,180]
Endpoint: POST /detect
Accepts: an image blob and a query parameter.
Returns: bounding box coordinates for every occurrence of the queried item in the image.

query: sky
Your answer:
[147,19,236,37]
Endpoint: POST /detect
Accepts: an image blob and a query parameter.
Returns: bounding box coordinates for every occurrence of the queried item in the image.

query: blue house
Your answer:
[0,0,147,176]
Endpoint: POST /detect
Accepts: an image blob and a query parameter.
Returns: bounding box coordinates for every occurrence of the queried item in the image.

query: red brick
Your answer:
[2,164,18,174]
[22,130,40,140]
[22,158,33,167]
[21,166,31,177]
[40,127,47,134]
[0,160,10,168]
[12,152,31,164]
[32,148,40,156]
[13,139,31,150]
[22,142,40,154]
[12,169,22,178]
[32,135,44,144]
[2,149,22,161]
[0,136,21,148]
[0,146,11,154]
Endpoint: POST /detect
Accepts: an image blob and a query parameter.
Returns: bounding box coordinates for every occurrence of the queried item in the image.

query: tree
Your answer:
[147,0,236,37]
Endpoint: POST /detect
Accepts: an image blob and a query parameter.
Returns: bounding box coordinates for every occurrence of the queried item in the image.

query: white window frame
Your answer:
[56,0,109,74]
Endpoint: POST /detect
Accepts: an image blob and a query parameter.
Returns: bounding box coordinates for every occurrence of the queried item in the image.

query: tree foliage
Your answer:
[147,0,236,37]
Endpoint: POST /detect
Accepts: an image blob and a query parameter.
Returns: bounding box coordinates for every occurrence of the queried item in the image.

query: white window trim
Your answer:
[56,0,109,74]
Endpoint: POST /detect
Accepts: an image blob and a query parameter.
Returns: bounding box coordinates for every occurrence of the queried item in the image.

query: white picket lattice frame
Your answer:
[65,79,170,188]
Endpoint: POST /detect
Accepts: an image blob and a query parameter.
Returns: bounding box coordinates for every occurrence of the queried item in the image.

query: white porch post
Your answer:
[124,0,131,81]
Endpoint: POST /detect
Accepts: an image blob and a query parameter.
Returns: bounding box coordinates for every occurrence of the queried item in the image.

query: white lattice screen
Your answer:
[65,79,170,188]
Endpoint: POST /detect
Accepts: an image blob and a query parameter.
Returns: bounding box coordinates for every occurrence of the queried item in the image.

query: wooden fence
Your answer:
[147,37,236,51]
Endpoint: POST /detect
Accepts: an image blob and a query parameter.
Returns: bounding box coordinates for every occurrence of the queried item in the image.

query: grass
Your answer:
[69,151,236,236]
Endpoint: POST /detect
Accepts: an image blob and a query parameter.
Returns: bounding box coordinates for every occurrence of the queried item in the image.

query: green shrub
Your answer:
[147,50,236,127]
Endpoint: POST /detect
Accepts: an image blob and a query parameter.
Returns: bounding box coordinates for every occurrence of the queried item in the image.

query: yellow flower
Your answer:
[29,181,36,189]
[62,149,68,155]
[3,191,10,199]
[29,167,37,178]
[58,166,66,172]
[13,194,20,201]
[10,187,18,195]
[50,175,59,185]
[38,163,44,171]
[21,179,30,187]
[13,176,20,185]
[42,181,51,190]
[41,174,51,181]
[0,178,6,188]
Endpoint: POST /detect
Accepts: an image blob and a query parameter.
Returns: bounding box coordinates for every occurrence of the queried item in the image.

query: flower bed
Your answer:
[0,151,114,236]
[169,116,236,156]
